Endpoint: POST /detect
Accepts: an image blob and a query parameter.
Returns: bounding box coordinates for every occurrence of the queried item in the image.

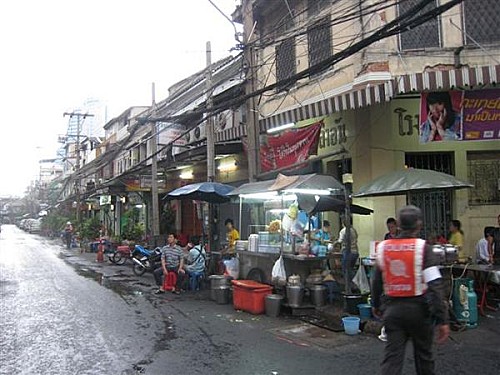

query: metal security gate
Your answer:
[405,153,453,240]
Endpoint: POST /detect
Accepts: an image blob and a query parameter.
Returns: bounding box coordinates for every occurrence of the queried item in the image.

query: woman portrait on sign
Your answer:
[420,91,462,143]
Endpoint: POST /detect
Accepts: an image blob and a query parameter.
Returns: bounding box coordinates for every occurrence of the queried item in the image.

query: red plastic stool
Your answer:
[163,271,178,291]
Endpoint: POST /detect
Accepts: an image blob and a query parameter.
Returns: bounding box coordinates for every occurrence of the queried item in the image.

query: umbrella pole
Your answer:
[280,194,284,255]
[239,197,242,235]
[344,186,352,296]
[201,203,206,252]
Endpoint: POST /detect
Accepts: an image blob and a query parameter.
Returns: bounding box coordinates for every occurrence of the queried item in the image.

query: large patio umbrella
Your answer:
[165,182,234,203]
[228,173,345,197]
[164,182,235,252]
[297,194,373,216]
[352,168,473,198]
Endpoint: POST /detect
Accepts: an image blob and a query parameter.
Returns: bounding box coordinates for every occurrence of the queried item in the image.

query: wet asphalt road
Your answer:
[1,224,500,375]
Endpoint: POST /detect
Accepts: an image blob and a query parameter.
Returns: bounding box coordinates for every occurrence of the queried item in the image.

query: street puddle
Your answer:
[271,323,370,350]
[74,267,142,296]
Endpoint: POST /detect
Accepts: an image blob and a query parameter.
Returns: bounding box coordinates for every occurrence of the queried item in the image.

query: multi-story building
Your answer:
[231,0,500,257]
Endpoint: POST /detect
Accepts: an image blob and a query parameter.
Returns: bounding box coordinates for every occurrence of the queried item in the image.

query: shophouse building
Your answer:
[230,0,500,257]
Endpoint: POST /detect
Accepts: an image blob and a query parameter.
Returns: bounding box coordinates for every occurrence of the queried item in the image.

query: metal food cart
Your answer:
[228,174,346,284]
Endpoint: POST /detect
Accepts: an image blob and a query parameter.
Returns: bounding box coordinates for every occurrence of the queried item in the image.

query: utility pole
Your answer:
[242,0,259,182]
[205,41,215,252]
[150,83,160,239]
[63,112,94,227]
[206,41,215,182]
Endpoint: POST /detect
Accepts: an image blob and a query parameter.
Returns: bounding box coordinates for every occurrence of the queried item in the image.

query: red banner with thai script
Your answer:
[462,89,500,141]
[260,122,322,172]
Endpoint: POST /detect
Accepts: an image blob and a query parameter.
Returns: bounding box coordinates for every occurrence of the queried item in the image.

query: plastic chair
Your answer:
[189,271,205,291]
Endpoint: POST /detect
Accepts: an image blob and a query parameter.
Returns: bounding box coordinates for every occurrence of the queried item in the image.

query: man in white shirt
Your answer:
[338,216,359,280]
[476,227,494,265]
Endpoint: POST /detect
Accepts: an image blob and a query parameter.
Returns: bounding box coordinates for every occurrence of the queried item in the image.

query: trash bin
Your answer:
[209,275,229,301]
[214,286,231,305]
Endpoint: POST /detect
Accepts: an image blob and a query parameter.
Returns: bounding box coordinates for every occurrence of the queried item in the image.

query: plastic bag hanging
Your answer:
[272,255,287,286]
[352,265,370,294]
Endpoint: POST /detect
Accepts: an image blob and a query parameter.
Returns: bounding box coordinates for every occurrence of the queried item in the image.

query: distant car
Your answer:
[21,219,36,232]
[19,219,28,230]
[28,219,42,234]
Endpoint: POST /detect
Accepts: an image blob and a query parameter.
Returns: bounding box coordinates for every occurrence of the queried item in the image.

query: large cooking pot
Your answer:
[286,285,304,308]
[209,275,229,301]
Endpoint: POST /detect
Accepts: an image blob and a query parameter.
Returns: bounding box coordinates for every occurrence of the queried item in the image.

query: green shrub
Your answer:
[80,217,101,240]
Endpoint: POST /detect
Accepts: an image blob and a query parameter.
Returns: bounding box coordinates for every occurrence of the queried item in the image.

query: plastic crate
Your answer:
[231,280,273,314]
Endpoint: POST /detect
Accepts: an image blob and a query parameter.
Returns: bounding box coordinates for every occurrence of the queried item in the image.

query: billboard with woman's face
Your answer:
[420,89,500,144]
[419,91,463,144]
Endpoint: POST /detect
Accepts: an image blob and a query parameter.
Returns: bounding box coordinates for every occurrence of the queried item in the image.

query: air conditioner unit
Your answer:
[186,123,207,144]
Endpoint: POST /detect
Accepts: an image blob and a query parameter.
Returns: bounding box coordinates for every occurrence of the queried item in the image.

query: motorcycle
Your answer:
[107,245,133,265]
[131,245,162,276]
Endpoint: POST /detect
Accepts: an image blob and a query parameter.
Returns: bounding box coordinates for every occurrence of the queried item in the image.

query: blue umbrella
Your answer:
[165,182,234,203]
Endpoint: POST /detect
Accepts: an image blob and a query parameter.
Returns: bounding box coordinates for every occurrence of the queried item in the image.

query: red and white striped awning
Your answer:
[215,125,247,143]
[215,64,499,141]
[393,65,500,94]
[259,82,392,132]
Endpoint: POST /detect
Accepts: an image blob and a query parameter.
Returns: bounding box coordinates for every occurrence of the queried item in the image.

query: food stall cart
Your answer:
[228,174,346,285]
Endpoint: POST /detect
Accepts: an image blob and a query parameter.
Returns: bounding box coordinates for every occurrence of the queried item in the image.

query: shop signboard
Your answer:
[462,89,500,141]
[125,177,167,192]
[260,122,322,172]
[157,122,187,155]
[99,195,111,206]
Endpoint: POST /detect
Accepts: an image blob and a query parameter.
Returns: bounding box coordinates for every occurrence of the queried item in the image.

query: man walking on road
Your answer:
[64,222,73,249]
[371,205,449,375]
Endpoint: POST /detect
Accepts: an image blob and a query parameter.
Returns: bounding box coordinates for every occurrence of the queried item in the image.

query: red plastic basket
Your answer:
[231,280,273,314]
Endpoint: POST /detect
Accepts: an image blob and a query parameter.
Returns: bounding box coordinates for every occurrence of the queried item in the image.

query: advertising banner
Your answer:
[157,122,187,146]
[420,89,500,143]
[419,91,463,144]
[462,89,500,141]
[260,122,322,172]
[125,177,166,192]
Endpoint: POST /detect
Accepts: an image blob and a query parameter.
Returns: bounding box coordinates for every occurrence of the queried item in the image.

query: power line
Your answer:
[68,0,465,187]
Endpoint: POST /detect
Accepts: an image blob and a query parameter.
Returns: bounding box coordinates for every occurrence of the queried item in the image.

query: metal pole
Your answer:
[205,41,215,252]
[150,83,160,238]
[239,197,243,235]
[75,114,81,226]
[206,41,215,182]
[63,112,94,227]
[242,0,259,182]
[343,181,352,296]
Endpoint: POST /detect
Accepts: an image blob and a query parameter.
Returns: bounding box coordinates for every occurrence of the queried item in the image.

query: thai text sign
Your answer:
[462,89,500,141]
[419,89,500,143]
[260,122,321,172]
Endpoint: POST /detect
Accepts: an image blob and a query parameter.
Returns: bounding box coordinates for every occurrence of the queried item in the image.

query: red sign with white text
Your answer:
[260,122,322,172]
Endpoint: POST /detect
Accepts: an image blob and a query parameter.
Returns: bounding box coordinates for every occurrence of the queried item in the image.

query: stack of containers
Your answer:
[231,280,273,314]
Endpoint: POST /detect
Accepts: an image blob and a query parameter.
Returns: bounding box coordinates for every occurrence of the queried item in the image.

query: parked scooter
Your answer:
[131,245,162,276]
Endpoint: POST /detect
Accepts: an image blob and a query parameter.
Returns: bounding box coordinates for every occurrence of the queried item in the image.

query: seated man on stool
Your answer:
[184,236,207,290]
[154,233,185,294]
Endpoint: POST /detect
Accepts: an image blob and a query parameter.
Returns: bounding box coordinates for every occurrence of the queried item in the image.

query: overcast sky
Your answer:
[0,0,240,197]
